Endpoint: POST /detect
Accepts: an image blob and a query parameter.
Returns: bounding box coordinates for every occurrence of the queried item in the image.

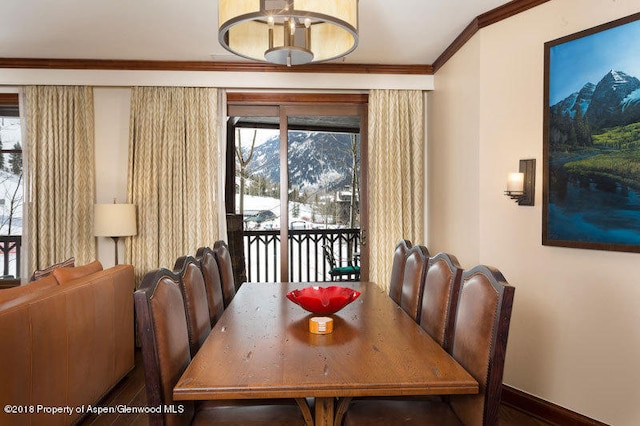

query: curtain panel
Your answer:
[127,87,220,285]
[25,86,96,271]
[368,89,424,291]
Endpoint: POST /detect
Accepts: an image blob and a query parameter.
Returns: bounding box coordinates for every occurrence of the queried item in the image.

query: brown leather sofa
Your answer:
[0,263,135,425]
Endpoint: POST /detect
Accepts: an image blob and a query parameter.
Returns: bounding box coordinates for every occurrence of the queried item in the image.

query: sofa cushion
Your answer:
[31,257,75,281]
[53,260,103,285]
[0,275,59,309]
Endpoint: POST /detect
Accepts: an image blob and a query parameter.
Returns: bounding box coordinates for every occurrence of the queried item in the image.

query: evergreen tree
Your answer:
[9,143,21,175]
[573,106,592,147]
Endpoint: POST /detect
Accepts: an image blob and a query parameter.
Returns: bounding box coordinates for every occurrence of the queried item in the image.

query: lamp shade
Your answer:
[506,173,524,193]
[94,204,137,237]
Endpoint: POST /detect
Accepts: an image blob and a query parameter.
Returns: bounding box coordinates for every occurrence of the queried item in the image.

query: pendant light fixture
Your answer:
[218,0,359,67]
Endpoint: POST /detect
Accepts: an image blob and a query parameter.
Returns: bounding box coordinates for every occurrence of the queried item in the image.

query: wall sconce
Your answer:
[94,201,137,265]
[504,159,536,206]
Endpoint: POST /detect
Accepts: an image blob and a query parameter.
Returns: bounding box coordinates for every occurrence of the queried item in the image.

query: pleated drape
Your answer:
[368,89,424,292]
[25,86,96,271]
[126,87,220,286]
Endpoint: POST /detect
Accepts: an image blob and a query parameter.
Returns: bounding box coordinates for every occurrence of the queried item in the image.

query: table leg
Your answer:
[334,397,352,425]
[295,398,314,425]
[315,397,335,426]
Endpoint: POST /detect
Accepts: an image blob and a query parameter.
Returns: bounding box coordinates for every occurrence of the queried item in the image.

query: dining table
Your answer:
[173,281,478,426]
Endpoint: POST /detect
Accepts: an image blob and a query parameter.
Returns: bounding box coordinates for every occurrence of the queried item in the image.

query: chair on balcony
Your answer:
[341,265,515,426]
[323,244,360,281]
[388,239,414,305]
[134,269,309,426]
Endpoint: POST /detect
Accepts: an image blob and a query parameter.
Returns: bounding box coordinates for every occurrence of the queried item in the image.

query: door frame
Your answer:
[227,93,369,282]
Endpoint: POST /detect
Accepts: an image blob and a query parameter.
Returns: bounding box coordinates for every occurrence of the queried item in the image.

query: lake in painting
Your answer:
[548,154,640,245]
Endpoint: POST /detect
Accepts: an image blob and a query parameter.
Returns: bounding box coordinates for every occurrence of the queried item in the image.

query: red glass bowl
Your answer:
[286,286,361,315]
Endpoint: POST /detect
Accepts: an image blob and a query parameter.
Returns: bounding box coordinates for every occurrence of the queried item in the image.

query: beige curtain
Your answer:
[25,86,96,271]
[127,87,220,285]
[368,89,424,291]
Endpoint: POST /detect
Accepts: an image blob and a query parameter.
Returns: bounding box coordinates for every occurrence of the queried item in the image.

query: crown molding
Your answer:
[0,58,431,75]
[433,0,551,72]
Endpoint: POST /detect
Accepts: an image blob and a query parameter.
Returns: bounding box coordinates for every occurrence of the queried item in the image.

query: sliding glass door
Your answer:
[228,98,367,283]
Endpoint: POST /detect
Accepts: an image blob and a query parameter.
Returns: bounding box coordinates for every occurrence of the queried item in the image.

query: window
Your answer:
[0,93,22,279]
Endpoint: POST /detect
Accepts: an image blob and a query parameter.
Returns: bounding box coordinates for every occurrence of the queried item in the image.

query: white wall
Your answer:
[427,36,482,266]
[428,1,640,424]
[93,88,131,267]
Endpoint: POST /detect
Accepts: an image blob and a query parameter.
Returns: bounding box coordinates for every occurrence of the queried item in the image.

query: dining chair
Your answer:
[388,239,413,305]
[399,245,429,323]
[173,256,211,357]
[213,240,237,308]
[419,252,463,353]
[195,246,225,327]
[322,244,360,281]
[341,264,515,426]
[134,269,309,426]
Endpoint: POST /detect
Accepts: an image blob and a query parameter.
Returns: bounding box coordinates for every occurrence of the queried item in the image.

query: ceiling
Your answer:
[0,0,514,66]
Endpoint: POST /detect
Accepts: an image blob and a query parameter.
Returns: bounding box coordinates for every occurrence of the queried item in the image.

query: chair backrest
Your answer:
[322,244,337,269]
[195,246,225,327]
[173,256,212,357]
[449,265,515,426]
[399,245,429,322]
[134,269,195,426]
[419,252,463,352]
[213,240,236,308]
[389,239,413,304]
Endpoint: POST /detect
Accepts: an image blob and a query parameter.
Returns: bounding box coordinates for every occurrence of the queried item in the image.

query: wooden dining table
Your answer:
[173,281,478,426]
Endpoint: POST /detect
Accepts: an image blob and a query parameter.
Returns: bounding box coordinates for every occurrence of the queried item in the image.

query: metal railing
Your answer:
[244,228,360,282]
[0,235,21,278]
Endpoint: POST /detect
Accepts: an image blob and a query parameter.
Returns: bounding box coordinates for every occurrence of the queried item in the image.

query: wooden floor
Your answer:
[79,350,552,426]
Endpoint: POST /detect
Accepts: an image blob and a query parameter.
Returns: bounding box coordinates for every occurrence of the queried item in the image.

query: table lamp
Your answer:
[94,202,137,265]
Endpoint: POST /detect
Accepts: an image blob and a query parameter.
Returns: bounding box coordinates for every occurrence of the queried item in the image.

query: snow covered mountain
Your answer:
[585,70,640,129]
[244,131,359,192]
[551,70,640,131]
[548,70,640,149]
[550,83,595,120]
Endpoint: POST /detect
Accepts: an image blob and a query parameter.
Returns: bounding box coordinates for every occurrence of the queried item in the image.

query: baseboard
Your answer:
[502,385,609,426]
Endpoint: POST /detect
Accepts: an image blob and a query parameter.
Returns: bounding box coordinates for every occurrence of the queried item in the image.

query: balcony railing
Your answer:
[244,228,360,282]
[0,235,21,278]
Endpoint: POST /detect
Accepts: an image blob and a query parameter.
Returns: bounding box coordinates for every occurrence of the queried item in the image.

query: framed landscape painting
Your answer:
[543,12,640,253]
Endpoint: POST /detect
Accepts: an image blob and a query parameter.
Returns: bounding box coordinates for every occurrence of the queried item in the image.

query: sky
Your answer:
[237,128,278,148]
[548,17,640,106]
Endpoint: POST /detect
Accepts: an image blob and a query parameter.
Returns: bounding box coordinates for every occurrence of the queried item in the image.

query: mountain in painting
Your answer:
[549,70,640,149]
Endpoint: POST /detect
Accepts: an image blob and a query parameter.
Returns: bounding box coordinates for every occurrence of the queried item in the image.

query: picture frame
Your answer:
[543,12,640,253]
